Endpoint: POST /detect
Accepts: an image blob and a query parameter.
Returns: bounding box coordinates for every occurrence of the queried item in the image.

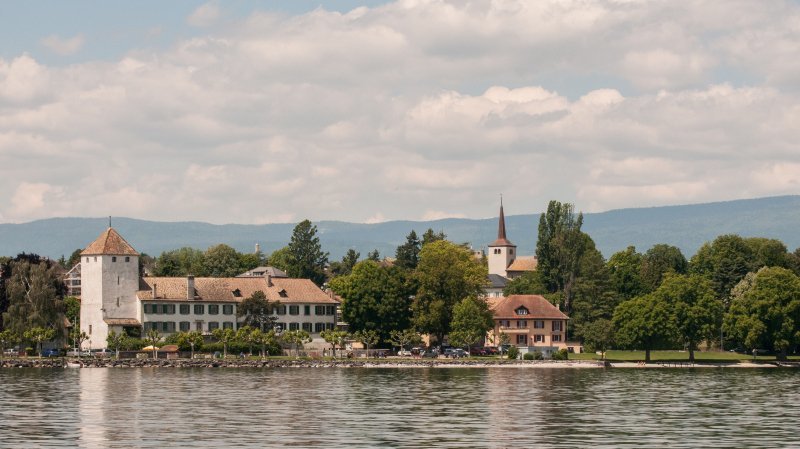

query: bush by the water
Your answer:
[523,352,534,360]
[552,349,569,360]
[506,346,519,359]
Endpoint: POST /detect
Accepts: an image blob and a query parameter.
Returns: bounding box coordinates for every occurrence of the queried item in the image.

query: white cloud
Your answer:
[41,34,84,56]
[2,1,800,224]
[187,2,221,27]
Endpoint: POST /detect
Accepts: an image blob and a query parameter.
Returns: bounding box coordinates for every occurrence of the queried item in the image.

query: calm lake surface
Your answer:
[0,367,798,448]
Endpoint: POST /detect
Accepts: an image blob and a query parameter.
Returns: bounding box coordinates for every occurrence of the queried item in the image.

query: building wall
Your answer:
[139,301,337,335]
[489,318,568,349]
[487,246,515,277]
[79,254,139,350]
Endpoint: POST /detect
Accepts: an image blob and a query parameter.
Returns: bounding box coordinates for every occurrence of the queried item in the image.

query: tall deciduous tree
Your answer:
[724,267,800,360]
[613,294,675,362]
[330,261,414,342]
[690,235,754,300]
[607,246,644,301]
[503,271,548,296]
[395,230,421,270]
[535,200,587,313]
[3,259,65,338]
[652,274,722,362]
[448,296,494,350]
[286,220,329,286]
[211,328,237,359]
[153,247,206,276]
[237,290,278,331]
[203,244,244,277]
[581,319,614,359]
[266,247,292,273]
[412,240,487,344]
[388,329,422,353]
[640,244,688,292]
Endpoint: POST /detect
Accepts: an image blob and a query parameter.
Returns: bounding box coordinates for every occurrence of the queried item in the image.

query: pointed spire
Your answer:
[489,195,514,247]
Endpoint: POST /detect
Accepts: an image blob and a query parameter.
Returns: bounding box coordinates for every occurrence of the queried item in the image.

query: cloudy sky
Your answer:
[1,1,799,225]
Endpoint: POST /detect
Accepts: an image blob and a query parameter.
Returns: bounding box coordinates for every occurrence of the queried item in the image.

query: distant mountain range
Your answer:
[1,195,799,261]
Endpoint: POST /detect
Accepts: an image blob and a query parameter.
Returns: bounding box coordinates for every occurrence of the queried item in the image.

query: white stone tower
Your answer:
[79,227,140,350]
[487,199,517,277]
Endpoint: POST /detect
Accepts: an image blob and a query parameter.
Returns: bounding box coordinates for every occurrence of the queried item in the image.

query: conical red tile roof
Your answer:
[81,227,139,256]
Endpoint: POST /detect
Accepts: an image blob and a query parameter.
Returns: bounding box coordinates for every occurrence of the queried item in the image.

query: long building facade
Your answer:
[79,227,338,350]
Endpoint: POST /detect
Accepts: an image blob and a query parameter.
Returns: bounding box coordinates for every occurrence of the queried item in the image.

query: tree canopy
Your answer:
[285,220,329,286]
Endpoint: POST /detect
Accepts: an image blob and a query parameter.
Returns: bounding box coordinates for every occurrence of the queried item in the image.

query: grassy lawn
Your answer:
[568,350,800,362]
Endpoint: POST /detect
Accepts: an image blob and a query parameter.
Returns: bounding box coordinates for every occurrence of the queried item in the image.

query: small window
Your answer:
[116,297,120,307]
[94,257,97,262]
[326,306,335,315]
[232,289,242,298]
[289,322,299,331]
[180,322,190,331]
[516,334,527,345]
[86,257,89,263]
[112,256,117,262]
[315,323,325,333]
[534,334,545,343]
[89,325,92,335]
[208,305,219,315]
[180,304,190,315]
[289,305,299,315]
[533,320,545,329]
[208,322,219,331]
[194,304,205,315]
[166,304,176,315]
[552,321,563,331]
[223,322,234,330]
[510,249,514,255]
[275,323,286,332]
[315,306,325,315]
[276,305,287,315]
[516,320,527,328]
[279,289,288,298]
[552,334,562,342]
[125,256,130,262]
[515,307,529,316]
[304,305,310,315]
[302,322,312,332]
[195,322,203,332]
[223,305,233,315]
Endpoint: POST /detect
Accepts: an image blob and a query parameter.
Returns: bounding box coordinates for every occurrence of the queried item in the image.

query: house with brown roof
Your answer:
[78,227,339,350]
[487,294,576,356]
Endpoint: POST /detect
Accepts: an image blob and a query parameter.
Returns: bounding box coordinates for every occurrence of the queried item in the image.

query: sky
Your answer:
[1,0,799,225]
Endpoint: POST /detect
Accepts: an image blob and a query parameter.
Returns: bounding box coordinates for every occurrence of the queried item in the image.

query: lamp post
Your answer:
[190,341,195,360]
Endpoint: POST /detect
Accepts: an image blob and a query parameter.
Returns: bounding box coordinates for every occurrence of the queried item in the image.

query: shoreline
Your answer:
[0,358,793,369]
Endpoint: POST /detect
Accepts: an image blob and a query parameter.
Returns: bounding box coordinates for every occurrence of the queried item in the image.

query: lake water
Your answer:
[0,367,797,448]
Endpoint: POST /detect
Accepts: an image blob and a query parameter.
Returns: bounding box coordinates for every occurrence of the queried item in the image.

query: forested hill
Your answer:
[1,195,799,261]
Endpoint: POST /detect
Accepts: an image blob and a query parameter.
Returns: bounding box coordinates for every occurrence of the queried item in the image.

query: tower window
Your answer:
[125,256,130,262]
[112,256,117,262]
[85,257,89,263]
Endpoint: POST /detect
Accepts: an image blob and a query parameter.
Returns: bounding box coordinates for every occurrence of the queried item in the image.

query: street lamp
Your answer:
[190,341,195,360]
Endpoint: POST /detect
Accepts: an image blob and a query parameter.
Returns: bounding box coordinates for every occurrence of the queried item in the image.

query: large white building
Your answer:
[79,227,339,350]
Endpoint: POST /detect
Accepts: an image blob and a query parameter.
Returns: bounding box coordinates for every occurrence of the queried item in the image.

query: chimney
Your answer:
[265,273,272,287]
[152,283,157,299]
[187,275,195,300]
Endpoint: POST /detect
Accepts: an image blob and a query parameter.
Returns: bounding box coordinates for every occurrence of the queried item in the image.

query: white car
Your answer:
[397,349,412,357]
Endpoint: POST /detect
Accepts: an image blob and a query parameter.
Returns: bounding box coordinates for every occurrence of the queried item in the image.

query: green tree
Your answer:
[330,249,360,277]
[153,247,206,276]
[203,244,244,277]
[421,228,446,246]
[106,330,127,358]
[71,329,89,351]
[745,237,789,270]
[286,220,329,286]
[640,244,688,292]
[145,329,162,359]
[330,261,414,342]
[0,329,19,359]
[448,296,494,350]
[64,296,80,329]
[607,246,644,301]
[237,290,278,331]
[412,240,488,344]
[3,260,66,338]
[690,235,754,300]
[176,331,204,358]
[613,294,675,362]
[240,250,266,272]
[581,319,614,359]
[353,329,380,357]
[535,200,588,312]
[388,329,422,353]
[395,230,421,270]
[570,247,618,340]
[503,271,548,296]
[249,328,279,359]
[211,328,237,359]
[366,249,381,262]
[724,267,800,360]
[66,248,83,268]
[267,247,292,273]
[282,329,311,357]
[24,327,56,358]
[320,329,349,358]
[652,274,722,362]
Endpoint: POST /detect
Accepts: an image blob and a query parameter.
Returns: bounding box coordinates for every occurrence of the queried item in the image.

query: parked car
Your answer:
[451,348,468,358]
[397,349,412,357]
[66,349,81,357]
[483,347,500,356]
[41,348,61,357]
[421,348,439,358]
[3,348,19,357]
[470,347,488,356]
[93,349,111,358]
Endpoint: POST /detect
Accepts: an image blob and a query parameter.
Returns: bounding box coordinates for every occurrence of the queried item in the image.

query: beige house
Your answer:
[487,294,572,354]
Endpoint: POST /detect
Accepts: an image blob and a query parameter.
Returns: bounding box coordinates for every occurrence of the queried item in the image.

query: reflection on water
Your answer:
[1,367,798,448]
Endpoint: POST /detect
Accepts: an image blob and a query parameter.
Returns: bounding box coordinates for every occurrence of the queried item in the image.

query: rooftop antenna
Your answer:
[108,216,112,228]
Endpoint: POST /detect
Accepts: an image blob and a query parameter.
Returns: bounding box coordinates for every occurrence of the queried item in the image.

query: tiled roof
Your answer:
[81,228,139,256]
[487,274,509,288]
[507,256,538,272]
[137,276,339,304]
[104,318,141,326]
[489,295,569,320]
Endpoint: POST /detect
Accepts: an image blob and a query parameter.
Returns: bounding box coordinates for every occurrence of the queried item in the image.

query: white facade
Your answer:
[79,253,139,350]
[488,245,515,277]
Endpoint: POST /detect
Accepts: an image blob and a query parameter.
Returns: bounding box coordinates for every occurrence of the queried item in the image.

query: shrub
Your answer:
[506,345,519,359]
[523,352,535,360]
[552,348,569,361]
[533,351,544,360]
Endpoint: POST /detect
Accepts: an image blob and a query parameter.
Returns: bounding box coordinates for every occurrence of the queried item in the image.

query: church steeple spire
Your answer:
[489,196,514,247]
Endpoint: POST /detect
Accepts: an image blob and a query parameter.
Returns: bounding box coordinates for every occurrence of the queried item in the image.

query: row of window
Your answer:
[142,303,337,316]
[84,256,131,263]
[499,320,564,331]
[515,334,563,344]
[142,321,335,333]
[144,303,235,316]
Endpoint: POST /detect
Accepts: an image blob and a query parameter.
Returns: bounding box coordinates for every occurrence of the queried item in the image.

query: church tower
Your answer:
[79,227,140,349]
[487,199,517,277]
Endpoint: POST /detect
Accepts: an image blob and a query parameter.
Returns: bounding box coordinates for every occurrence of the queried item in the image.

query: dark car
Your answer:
[41,348,61,357]
[421,348,439,358]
